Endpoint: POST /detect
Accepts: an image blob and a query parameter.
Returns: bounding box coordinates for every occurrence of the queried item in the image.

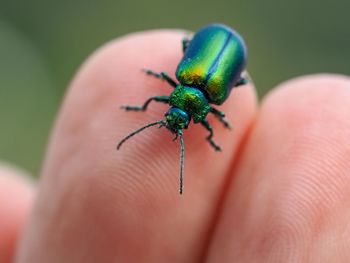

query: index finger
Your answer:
[17,30,257,262]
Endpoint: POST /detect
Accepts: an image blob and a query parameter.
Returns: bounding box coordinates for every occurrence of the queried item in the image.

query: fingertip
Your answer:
[207,73,350,262]
[19,29,257,262]
[0,163,35,263]
[50,29,258,197]
[263,73,350,111]
[260,73,350,136]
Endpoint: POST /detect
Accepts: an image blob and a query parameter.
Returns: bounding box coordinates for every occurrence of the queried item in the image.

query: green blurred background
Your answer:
[0,0,349,176]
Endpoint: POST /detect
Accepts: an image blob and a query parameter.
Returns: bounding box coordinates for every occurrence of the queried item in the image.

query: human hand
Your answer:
[2,30,350,262]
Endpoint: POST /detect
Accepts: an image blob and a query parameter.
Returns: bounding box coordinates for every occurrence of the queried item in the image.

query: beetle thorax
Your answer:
[169,84,211,123]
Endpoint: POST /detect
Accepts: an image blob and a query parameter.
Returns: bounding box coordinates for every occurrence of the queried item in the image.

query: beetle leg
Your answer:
[235,76,248,87]
[201,119,222,152]
[172,133,178,141]
[143,69,177,88]
[121,96,169,111]
[182,37,191,53]
[210,107,232,129]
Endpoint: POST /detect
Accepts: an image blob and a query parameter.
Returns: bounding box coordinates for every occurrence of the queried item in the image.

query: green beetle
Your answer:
[117,24,248,194]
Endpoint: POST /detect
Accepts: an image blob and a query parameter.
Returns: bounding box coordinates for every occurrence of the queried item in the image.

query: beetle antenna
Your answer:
[117,120,166,150]
[179,130,185,195]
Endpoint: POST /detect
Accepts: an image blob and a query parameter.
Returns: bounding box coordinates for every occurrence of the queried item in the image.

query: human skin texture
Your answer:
[0,164,34,263]
[1,30,350,263]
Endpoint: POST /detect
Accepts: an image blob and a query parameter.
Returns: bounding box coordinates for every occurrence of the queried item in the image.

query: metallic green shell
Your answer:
[176,24,247,105]
[169,85,210,123]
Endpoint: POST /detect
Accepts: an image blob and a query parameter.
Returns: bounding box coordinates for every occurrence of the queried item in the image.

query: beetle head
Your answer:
[117,106,188,194]
[165,107,190,133]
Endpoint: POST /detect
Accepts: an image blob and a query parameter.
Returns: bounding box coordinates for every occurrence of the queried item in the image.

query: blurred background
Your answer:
[0,0,349,176]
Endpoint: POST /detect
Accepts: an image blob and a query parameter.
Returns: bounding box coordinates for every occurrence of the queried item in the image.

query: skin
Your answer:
[1,30,350,262]
[0,164,34,263]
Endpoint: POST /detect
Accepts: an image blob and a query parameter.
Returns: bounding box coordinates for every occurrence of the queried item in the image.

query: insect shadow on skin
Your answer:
[117,24,248,195]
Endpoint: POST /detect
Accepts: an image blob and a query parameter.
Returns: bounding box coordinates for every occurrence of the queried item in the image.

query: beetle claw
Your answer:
[221,118,232,129]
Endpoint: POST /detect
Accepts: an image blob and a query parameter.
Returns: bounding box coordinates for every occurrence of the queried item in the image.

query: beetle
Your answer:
[117,24,248,194]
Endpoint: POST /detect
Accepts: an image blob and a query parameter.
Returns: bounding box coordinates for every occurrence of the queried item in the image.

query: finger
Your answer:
[0,163,35,263]
[17,30,257,262]
[207,74,350,262]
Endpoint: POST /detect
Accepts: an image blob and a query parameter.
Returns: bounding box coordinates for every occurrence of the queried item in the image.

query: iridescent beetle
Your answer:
[117,24,248,194]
